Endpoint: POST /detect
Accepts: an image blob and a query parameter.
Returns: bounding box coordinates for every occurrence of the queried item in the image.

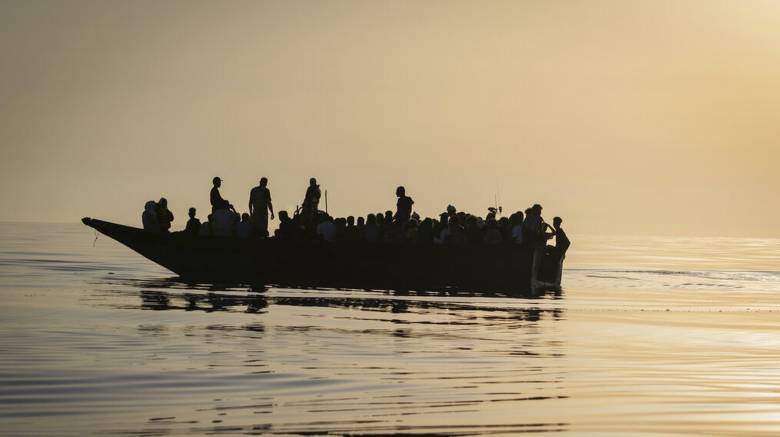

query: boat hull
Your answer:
[82,218,563,291]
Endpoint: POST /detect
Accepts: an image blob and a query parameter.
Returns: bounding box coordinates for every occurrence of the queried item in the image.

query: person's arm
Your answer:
[268,192,274,220]
[248,193,253,216]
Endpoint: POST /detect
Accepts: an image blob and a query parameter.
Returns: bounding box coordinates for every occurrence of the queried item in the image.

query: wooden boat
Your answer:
[82,217,564,291]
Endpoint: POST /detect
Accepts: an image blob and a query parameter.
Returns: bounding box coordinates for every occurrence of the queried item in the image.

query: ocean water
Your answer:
[1,223,780,436]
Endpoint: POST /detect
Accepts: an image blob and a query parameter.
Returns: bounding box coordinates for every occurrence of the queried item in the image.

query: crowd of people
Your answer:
[140,176,570,256]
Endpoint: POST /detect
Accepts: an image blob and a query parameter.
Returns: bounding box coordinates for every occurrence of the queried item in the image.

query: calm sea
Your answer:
[1,223,780,436]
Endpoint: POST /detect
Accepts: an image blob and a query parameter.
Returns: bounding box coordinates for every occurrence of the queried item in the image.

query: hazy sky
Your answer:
[1,0,778,237]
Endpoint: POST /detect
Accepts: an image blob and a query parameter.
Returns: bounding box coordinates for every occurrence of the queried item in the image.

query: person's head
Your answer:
[207,214,213,223]
[532,204,543,215]
[396,186,405,197]
[553,216,563,229]
[346,216,355,227]
[188,207,196,218]
[511,211,523,226]
[309,177,317,186]
[158,197,167,208]
[525,207,532,216]
[357,216,365,226]
[242,213,250,222]
[212,176,222,187]
[446,204,456,216]
[385,210,393,221]
[279,210,290,221]
[260,177,268,187]
[367,214,376,225]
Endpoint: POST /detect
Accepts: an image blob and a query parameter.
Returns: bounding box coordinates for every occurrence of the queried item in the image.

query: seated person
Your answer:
[552,216,570,256]
[184,207,201,235]
[142,201,159,233]
[235,213,252,239]
[212,209,238,237]
[156,198,174,233]
[316,214,337,242]
[199,214,213,237]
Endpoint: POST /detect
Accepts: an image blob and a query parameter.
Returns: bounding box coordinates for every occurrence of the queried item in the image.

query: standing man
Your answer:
[249,177,274,237]
[394,186,414,225]
[301,177,321,226]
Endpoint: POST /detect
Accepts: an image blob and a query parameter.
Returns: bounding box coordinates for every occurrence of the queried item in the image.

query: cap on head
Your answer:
[213,176,222,184]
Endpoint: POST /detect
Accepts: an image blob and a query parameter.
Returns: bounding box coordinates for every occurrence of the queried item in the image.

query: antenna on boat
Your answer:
[324,190,328,214]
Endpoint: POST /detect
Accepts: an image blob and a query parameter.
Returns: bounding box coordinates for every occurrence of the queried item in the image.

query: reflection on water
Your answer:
[1,224,780,435]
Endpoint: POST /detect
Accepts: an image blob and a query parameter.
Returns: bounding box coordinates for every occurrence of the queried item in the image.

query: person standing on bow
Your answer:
[249,177,274,237]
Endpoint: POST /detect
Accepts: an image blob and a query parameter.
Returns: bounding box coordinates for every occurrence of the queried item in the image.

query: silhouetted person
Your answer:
[199,214,213,237]
[552,216,570,256]
[364,214,379,243]
[394,186,414,225]
[301,177,321,226]
[156,198,174,233]
[142,200,159,233]
[417,218,434,245]
[236,213,252,239]
[210,177,235,213]
[249,177,274,237]
[523,203,545,247]
[185,207,200,236]
[482,216,503,245]
[316,214,336,242]
[510,211,524,245]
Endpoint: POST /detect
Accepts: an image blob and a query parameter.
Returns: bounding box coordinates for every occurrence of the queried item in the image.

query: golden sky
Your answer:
[1,0,778,237]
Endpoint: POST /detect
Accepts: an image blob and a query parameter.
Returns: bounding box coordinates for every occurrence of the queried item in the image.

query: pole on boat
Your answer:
[325,190,328,214]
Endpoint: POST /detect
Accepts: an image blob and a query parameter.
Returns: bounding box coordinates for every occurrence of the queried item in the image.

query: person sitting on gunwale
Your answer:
[236,213,252,239]
[210,177,235,213]
[552,216,571,256]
